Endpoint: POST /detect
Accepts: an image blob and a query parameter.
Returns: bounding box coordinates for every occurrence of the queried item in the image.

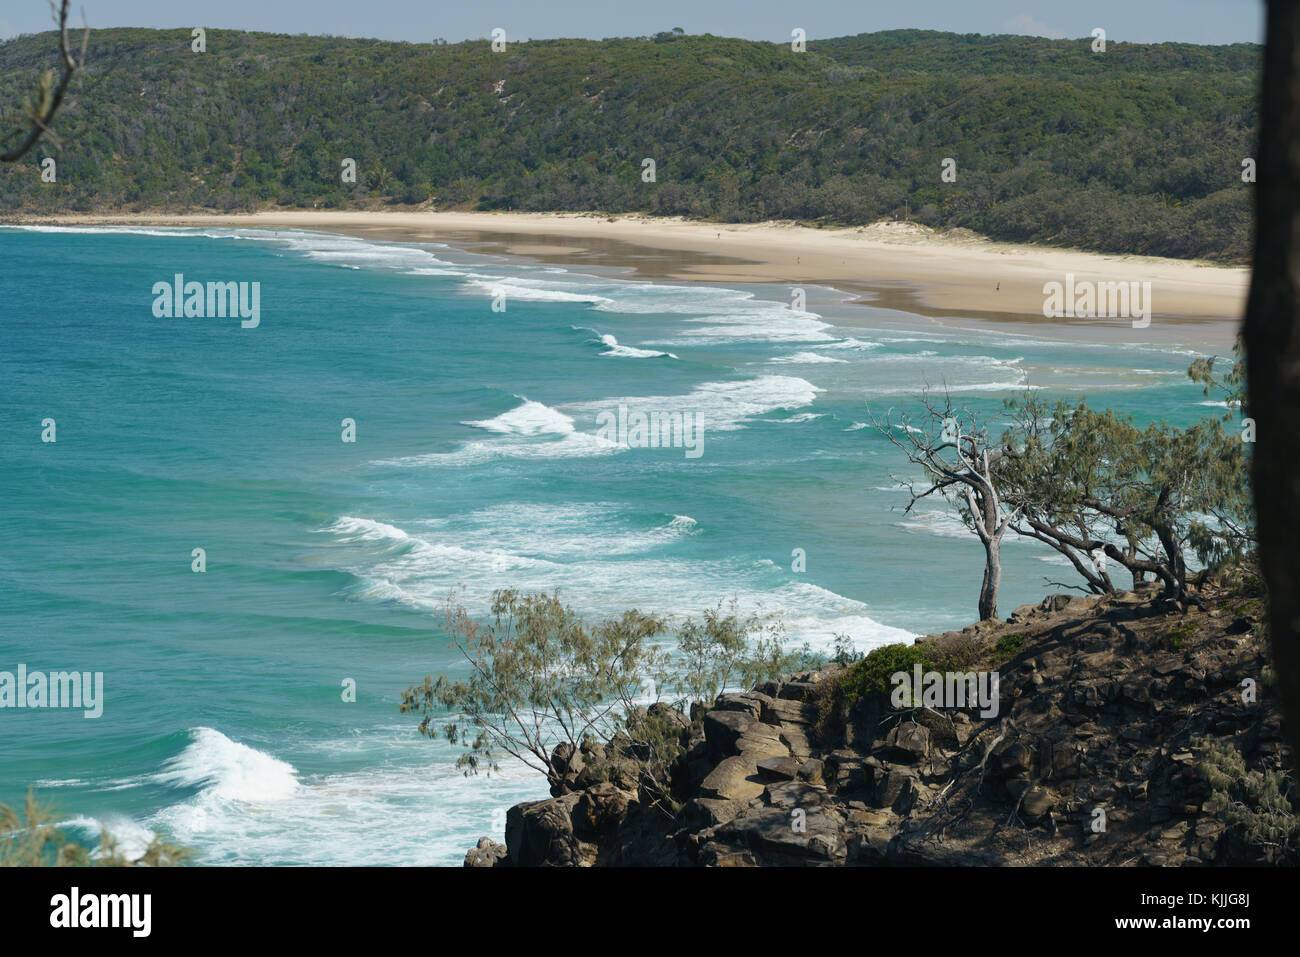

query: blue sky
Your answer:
[0,0,1264,45]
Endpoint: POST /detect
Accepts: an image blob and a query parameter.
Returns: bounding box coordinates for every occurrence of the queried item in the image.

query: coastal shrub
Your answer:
[673,601,815,709]
[0,791,189,867]
[811,641,936,739]
[403,591,812,787]
[829,633,859,668]
[1196,737,1299,863]
[992,632,1027,663]
[402,590,670,782]
[925,631,986,671]
[837,643,935,705]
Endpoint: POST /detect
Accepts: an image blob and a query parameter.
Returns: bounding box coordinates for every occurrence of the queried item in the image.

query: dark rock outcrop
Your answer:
[464,582,1291,866]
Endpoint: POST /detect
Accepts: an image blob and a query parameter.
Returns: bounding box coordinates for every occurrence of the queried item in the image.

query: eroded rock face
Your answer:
[463,837,508,868]
[463,583,1289,867]
[703,709,758,761]
[701,756,766,802]
[506,793,594,867]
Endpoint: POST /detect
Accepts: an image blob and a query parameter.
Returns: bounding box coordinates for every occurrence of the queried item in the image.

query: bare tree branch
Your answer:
[0,1,88,163]
[870,385,1015,620]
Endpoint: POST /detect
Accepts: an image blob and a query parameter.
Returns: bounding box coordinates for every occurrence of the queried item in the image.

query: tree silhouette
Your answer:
[1244,0,1300,771]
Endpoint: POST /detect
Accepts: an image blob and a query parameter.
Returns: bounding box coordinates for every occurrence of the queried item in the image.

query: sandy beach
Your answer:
[9,210,1248,350]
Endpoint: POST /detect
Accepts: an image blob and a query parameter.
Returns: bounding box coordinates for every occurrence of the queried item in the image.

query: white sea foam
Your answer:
[770,352,849,365]
[895,509,977,540]
[859,353,1031,396]
[320,507,912,656]
[375,376,820,469]
[598,333,677,359]
[817,337,880,351]
[325,516,413,544]
[61,815,158,862]
[465,399,575,436]
[464,275,614,304]
[145,733,550,866]
[570,375,821,434]
[153,727,300,802]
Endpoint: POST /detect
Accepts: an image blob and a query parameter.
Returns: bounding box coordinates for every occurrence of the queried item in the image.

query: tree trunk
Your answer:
[978,538,1001,621]
[1244,0,1300,772]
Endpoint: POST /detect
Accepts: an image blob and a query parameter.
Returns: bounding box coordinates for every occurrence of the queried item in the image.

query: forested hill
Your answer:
[0,27,1259,260]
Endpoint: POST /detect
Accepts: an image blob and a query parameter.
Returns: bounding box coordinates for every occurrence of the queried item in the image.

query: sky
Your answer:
[0,0,1265,46]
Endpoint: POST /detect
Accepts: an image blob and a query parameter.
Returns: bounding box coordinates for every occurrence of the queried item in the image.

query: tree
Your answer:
[673,600,800,709]
[400,589,669,786]
[1243,0,1300,771]
[873,389,1017,621]
[401,590,814,794]
[998,394,1130,595]
[999,391,1252,605]
[0,1,87,163]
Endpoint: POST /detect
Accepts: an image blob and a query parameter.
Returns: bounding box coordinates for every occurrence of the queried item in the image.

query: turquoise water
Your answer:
[0,226,1224,864]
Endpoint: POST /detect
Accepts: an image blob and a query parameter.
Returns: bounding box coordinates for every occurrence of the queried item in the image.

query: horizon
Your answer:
[0,25,1270,48]
[0,0,1267,47]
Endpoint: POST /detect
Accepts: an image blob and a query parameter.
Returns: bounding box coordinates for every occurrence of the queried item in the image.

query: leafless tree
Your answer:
[872,388,1018,621]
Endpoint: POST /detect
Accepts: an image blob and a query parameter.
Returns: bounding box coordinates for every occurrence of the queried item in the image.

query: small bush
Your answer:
[829,633,859,668]
[925,631,986,670]
[992,632,1027,663]
[837,643,935,705]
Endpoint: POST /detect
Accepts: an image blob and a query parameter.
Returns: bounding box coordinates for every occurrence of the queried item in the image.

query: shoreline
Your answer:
[4,210,1246,350]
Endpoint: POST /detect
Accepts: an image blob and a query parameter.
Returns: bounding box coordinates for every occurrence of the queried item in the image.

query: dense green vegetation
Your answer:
[0,27,1258,259]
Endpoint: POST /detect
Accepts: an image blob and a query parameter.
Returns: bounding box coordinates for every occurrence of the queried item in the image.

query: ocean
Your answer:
[0,225,1224,864]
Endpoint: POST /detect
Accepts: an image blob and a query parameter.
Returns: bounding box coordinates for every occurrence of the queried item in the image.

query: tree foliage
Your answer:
[400,589,811,789]
[998,390,1252,602]
[880,369,1254,612]
[0,27,1257,259]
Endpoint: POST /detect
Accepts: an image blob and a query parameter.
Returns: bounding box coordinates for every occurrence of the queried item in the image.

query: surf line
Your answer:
[595,404,704,459]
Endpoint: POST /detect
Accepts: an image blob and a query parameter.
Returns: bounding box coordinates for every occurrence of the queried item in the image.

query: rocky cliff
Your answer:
[464,578,1293,867]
